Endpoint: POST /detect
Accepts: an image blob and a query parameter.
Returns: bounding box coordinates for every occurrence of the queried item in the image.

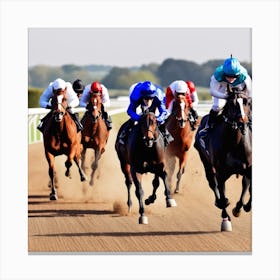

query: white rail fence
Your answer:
[28,102,211,144]
[28,107,126,144]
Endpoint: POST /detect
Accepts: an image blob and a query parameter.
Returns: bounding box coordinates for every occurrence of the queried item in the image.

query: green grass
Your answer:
[111,112,129,129]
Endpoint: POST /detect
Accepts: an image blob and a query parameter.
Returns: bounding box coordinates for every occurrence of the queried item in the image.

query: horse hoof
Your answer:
[174,189,179,194]
[243,204,251,212]
[145,198,151,205]
[166,198,177,207]
[49,193,57,200]
[139,215,148,224]
[232,207,241,217]
[221,218,232,232]
[145,195,156,205]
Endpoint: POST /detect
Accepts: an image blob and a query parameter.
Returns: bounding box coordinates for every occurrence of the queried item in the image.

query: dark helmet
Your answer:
[140,81,157,99]
[73,79,85,94]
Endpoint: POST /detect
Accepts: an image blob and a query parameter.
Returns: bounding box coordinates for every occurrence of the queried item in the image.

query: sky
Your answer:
[28,28,251,67]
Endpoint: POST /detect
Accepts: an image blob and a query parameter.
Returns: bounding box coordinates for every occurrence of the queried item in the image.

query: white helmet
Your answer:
[52,78,66,90]
[175,80,188,93]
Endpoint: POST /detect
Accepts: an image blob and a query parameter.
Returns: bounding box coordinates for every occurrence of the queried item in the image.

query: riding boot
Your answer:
[189,108,198,130]
[102,110,113,130]
[190,107,198,121]
[118,119,133,145]
[37,111,52,133]
[70,112,83,132]
[199,109,219,145]
[159,123,174,146]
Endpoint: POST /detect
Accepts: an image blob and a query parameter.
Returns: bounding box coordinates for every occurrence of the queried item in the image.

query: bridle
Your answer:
[89,92,102,123]
[172,94,189,128]
[52,93,67,122]
[141,111,159,147]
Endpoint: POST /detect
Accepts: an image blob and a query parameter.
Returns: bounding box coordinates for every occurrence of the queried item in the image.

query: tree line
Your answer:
[28,58,252,90]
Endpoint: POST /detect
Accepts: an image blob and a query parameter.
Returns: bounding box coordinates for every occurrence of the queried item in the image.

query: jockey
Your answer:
[166,80,199,129]
[118,80,173,146]
[79,81,112,130]
[199,55,252,140]
[186,80,199,120]
[37,78,83,132]
[72,79,85,99]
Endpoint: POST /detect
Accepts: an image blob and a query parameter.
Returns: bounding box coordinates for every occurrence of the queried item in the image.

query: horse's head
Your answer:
[223,87,251,134]
[140,111,159,148]
[51,89,68,122]
[172,94,189,128]
[88,91,102,122]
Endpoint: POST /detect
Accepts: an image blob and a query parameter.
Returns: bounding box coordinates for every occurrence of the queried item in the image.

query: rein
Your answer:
[90,110,102,123]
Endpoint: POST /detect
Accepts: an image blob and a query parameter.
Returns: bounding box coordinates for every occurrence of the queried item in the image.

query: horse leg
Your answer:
[160,170,177,208]
[215,176,230,209]
[89,148,101,186]
[65,144,77,178]
[131,170,148,224]
[81,146,87,173]
[221,208,232,232]
[243,183,252,212]
[166,153,176,193]
[175,153,188,193]
[203,163,221,206]
[65,159,73,178]
[145,175,160,205]
[46,153,57,200]
[73,155,87,182]
[215,176,232,231]
[122,163,133,212]
[232,175,250,217]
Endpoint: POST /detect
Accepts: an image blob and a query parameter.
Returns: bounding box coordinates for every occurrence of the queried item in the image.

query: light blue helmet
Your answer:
[140,81,157,98]
[223,57,241,77]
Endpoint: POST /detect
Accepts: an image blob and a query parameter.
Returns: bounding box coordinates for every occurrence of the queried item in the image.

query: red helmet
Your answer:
[90,81,102,93]
[186,80,196,93]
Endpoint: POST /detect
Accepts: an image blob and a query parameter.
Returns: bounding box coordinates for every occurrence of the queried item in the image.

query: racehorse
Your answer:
[165,94,196,193]
[194,87,252,231]
[42,90,87,200]
[115,110,177,224]
[80,91,109,186]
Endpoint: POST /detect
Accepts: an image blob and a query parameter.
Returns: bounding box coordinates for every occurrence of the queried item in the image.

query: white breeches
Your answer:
[211,97,245,118]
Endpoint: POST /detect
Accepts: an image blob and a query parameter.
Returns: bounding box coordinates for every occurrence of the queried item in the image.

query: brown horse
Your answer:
[194,88,252,231]
[43,90,86,200]
[81,92,109,186]
[115,110,176,224]
[165,94,195,193]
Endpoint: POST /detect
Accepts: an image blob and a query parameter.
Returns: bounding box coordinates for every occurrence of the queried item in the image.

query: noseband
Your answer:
[52,94,67,122]
[141,113,158,147]
[89,95,102,123]
[173,98,189,128]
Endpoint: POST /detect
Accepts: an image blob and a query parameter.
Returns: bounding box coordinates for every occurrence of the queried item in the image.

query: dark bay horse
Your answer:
[43,90,86,200]
[194,88,252,231]
[81,92,110,186]
[115,111,177,224]
[165,94,196,193]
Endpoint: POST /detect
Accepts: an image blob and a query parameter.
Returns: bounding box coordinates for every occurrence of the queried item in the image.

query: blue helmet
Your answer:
[223,57,241,77]
[140,81,157,98]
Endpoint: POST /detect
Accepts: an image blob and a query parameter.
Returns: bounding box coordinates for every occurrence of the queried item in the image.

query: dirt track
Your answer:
[28,128,251,253]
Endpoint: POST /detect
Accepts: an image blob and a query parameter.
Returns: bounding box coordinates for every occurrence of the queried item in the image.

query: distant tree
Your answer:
[28,65,64,88]
[157,58,201,87]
